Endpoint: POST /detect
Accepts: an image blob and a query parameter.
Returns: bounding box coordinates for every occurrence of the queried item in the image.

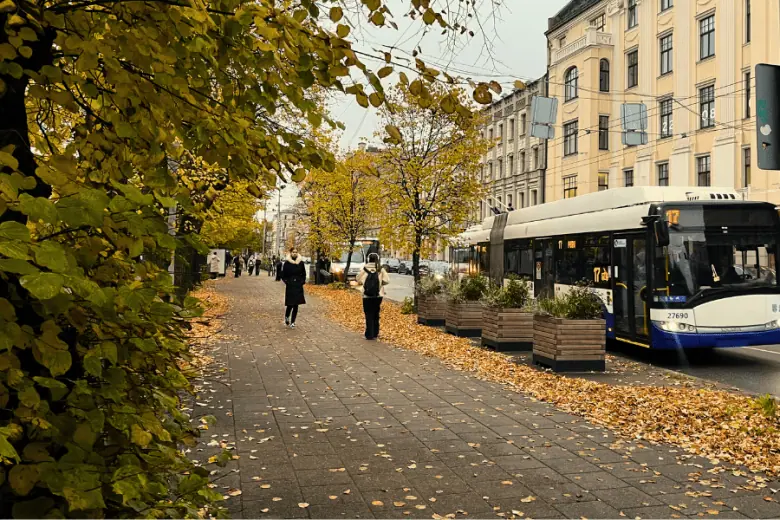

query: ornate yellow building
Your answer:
[545,0,780,202]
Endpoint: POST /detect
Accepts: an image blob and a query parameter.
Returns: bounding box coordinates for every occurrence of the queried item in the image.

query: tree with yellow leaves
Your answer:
[377,83,487,287]
[305,151,381,282]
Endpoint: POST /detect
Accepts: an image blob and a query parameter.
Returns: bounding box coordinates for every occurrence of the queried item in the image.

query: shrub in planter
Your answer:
[533,282,606,372]
[445,275,487,337]
[481,276,534,351]
[417,275,447,326]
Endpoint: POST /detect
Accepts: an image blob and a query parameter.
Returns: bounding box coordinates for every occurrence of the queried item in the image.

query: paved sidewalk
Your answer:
[190,275,780,519]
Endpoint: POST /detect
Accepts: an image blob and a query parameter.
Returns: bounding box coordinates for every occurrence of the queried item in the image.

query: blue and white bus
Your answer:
[454,187,780,350]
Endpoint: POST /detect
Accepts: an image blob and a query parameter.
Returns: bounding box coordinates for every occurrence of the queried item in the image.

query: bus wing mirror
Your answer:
[654,220,670,247]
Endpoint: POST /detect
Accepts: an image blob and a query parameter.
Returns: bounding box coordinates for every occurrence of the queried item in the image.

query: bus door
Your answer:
[534,238,554,298]
[612,233,649,342]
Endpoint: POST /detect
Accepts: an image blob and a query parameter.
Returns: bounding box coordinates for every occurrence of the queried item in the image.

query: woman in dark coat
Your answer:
[281,247,306,328]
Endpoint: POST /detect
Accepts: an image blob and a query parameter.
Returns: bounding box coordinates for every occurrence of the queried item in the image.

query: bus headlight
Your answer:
[765,320,780,330]
[657,321,697,333]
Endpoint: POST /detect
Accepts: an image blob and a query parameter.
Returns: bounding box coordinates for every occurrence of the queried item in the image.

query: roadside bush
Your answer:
[538,281,603,320]
[400,297,416,314]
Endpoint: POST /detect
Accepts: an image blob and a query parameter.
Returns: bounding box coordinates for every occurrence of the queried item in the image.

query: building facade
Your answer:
[545,0,780,203]
[478,78,548,221]
[273,208,297,255]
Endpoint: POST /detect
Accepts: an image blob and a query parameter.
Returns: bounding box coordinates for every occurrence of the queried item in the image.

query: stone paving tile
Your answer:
[193,277,780,518]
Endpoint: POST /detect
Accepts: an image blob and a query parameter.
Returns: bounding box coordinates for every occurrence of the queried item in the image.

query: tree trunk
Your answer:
[344,238,356,285]
[412,231,423,306]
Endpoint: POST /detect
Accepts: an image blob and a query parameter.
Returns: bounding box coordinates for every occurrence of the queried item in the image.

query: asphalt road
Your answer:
[613,343,780,397]
[384,273,415,302]
[383,273,780,397]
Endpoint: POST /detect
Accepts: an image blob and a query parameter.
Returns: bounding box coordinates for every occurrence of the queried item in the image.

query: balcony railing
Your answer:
[551,29,613,65]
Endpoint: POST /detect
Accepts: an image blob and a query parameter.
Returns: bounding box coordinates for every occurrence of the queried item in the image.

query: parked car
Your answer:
[383,258,401,273]
[397,262,410,275]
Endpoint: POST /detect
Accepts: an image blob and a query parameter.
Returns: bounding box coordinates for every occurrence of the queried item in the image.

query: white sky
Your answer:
[330,0,570,151]
[265,0,571,215]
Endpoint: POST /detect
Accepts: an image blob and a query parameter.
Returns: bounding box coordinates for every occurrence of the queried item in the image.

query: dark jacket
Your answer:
[281,255,307,306]
[275,260,284,281]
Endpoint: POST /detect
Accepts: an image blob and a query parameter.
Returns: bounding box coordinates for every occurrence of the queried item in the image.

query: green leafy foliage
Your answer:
[417,274,445,297]
[483,275,531,309]
[539,281,604,320]
[400,296,415,315]
[754,394,778,418]
[447,274,487,302]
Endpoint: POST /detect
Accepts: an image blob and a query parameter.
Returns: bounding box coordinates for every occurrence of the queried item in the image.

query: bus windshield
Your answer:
[654,206,778,302]
[338,249,365,263]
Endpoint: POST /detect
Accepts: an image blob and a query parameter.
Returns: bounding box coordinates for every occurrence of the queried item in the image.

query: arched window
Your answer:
[564,67,578,101]
[599,59,610,92]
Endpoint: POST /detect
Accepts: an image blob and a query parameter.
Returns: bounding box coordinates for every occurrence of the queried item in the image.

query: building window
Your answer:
[599,59,610,92]
[627,0,638,28]
[746,0,751,43]
[509,119,515,139]
[660,34,673,75]
[519,192,525,208]
[498,158,503,178]
[700,85,715,129]
[563,176,577,199]
[627,50,638,89]
[598,172,609,191]
[563,120,578,156]
[508,154,514,176]
[743,147,751,187]
[559,36,566,48]
[531,190,538,206]
[564,67,578,101]
[745,71,751,118]
[507,194,513,210]
[520,151,525,173]
[499,123,504,142]
[598,115,609,150]
[591,13,606,31]
[488,162,493,181]
[661,0,673,11]
[488,127,493,142]
[660,98,673,138]
[700,14,715,60]
[658,163,669,186]
[697,155,711,186]
[533,147,539,169]
[624,169,634,187]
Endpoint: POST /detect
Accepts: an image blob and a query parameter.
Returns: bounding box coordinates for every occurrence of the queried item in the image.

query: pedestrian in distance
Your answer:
[275,257,284,281]
[281,247,306,328]
[233,255,244,277]
[208,251,220,279]
[268,255,276,277]
[356,252,389,340]
[254,254,261,276]
[247,255,255,276]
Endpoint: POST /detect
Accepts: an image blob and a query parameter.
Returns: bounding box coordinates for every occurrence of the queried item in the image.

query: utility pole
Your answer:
[261,205,267,257]
[274,184,286,256]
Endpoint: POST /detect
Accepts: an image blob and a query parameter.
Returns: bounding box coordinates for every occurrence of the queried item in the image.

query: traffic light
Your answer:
[756,63,780,170]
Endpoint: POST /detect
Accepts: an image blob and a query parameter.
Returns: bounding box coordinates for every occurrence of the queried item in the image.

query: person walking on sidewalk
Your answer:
[268,255,276,277]
[247,254,255,276]
[254,254,261,276]
[281,247,306,328]
[275,257,284,281]
[232,254,244,277]
[356,252,389,340]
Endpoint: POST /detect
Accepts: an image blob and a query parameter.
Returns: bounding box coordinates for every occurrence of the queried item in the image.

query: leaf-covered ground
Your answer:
[183,281,230,372]
[308,286,780,477]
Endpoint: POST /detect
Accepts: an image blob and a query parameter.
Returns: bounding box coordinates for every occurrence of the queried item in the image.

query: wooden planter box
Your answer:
[532,314,606,372]
[481,307,533,351]
[417,295,447,326]
[445,301,483,337]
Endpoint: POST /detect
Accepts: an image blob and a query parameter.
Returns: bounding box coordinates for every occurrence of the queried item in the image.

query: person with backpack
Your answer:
[356,252,390,340]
